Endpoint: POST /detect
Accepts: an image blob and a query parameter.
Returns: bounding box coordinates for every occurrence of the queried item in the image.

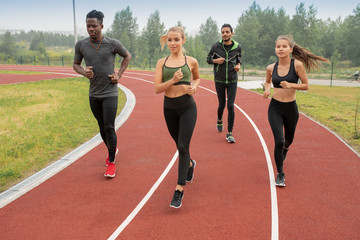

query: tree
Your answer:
[0,31,16,56]
[234,2,262,66]
[141,10,165,67]
[199,17,220,53]
[290,3,323,55]
[107,6,138,59]
[29,32,47,56]
[176,21,186,32]
[256,6,291,65]
[184,35,207,66]
[343,4,360,65]
[321,18,343,59]
[119,28,131,51]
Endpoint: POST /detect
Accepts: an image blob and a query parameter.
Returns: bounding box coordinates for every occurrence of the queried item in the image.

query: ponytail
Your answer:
[276,35,329,72]
[292,44,329,72]
[160,35,168,51]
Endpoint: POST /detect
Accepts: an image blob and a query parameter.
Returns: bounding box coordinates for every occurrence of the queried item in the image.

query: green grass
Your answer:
[0,77,125,192]
[0,70,47,75]
[200,74,214,80]
[252,86,360,153]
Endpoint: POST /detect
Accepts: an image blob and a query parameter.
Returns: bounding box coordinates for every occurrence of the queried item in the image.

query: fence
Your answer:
[0,55,74,66]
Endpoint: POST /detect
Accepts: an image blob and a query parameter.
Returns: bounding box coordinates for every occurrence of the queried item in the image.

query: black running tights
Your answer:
[89,96,118,163]
[215,81,237,132]
[164,101,197,186]
[268,98,299,173]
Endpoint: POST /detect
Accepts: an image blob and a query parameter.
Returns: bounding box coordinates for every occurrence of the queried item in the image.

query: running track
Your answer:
[0,65,359,239]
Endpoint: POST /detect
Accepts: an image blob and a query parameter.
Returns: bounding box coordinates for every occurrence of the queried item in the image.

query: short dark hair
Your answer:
[86,10,104,25]
[221,24,233,33]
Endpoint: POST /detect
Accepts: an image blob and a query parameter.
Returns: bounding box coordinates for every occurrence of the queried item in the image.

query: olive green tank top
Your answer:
[162,55,191,85]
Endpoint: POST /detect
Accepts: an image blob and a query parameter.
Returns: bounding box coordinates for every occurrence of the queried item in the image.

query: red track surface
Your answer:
[0,65,79,84]
[0,65,359,239]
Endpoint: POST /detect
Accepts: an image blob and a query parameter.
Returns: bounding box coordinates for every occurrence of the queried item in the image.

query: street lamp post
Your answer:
[73,0,78,44]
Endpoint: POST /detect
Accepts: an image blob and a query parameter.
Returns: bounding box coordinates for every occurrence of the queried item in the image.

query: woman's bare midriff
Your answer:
[165,85,189,98]
[272,88,296,102]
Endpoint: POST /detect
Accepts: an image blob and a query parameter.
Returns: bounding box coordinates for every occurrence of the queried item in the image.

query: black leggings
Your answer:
[215,81,237,132]
[89,96,118,163]
[164,95,197,186]
[268,98,299,173]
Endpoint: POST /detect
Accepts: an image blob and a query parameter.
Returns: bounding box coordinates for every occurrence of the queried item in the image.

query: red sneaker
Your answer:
[105,148,119,166]
[104,162,116,178]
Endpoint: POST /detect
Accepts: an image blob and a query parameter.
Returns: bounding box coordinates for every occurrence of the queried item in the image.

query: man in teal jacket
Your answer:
[207,24,242,143]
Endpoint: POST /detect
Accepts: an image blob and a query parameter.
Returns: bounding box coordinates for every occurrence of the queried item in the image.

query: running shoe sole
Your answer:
[275,178,285,187]
[226,137,236,143]
[104,173,116,178]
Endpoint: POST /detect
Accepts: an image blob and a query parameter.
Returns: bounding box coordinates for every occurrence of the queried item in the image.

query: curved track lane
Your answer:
[0,66,359,239]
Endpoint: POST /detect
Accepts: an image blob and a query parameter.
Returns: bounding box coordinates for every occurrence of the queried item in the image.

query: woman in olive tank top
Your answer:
[263,35,328,187]
[154,26,200,208]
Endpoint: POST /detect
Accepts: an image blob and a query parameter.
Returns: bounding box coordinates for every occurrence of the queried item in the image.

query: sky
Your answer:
[0,0,358,35]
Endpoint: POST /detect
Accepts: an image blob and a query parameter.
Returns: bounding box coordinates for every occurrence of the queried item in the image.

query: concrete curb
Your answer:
[0,84,136,208]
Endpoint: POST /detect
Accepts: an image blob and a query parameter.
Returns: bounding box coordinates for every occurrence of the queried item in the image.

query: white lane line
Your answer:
[47,72,277,239]
[108,75,178,240]
[198,85,279,240]
[234,101,278,240]
[108,76,278,240]
[108,151,179,240]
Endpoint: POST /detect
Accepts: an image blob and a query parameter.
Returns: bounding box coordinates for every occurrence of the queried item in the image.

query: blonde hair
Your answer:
[276,35,329,72]
[160,26,186,52]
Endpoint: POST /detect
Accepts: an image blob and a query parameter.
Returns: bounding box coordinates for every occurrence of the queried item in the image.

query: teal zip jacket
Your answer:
[207,39,242,84]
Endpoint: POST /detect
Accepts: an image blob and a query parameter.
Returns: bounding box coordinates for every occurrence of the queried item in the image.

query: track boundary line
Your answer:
[301,114,360,157]
[198,85,279,240]
[234,102,278,240]
[108,151,179,240]
[107,75,278,240]
[107,75,177,240]
[0,84,136,208]
[1,68,358,238]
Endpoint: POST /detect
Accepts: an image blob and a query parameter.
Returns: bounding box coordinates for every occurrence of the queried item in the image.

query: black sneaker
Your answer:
[186,159,196,182]
[275,173,285,187]
[217,119,223,132]
[170,190,184,208]
[282,148,289,162]
[226,132,236,143]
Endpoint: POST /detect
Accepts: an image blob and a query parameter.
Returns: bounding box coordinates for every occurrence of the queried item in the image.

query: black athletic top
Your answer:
[272,59,299,88]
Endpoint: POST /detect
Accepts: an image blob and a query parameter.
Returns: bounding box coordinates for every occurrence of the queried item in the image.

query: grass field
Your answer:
[296,86,360,152]
[0,77,125,192]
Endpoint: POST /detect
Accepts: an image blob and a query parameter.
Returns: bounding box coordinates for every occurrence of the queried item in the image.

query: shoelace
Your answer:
[173,191,183,201]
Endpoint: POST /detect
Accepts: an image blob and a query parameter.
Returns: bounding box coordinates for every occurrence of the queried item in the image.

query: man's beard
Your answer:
[223,37,231,43]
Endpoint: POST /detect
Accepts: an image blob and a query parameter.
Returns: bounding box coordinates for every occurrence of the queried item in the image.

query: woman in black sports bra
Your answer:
[263,35,328,187]
[154,26,200,208]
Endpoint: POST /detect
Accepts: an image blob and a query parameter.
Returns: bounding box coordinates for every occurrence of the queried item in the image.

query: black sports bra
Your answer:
[272,59,299,88]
